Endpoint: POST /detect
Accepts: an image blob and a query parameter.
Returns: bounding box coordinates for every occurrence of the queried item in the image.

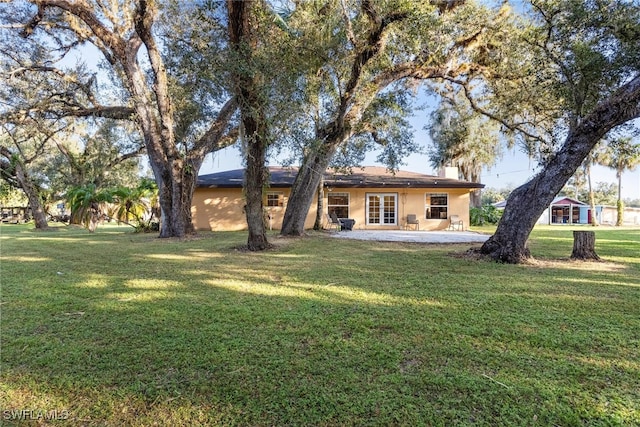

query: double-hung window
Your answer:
[425,193,448,219]
[327,192,349,218]
[266,192,284,207]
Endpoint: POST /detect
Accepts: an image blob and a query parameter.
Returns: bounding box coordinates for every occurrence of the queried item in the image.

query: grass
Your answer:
[1,223,638,426]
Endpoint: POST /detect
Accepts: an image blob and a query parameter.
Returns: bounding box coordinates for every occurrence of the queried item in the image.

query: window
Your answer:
[266,192,284,207]
[367,193,397,225]
[425,193,448,219]
[327,192,349,218]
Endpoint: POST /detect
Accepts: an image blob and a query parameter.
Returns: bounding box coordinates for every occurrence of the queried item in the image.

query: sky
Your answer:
[200,117,640,201]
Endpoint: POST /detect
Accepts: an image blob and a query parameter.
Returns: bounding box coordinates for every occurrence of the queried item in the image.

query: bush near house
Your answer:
[470,204,503,226]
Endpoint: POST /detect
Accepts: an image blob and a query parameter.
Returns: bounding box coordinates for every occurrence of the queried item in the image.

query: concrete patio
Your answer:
[329,229,491,243]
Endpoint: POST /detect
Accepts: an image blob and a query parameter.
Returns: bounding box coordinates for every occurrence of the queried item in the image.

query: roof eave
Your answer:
[326,183,485,189]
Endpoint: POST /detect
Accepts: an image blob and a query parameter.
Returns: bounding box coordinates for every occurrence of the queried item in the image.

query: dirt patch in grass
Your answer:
[529,258,626,272]
[450,247,626,273]
[449,247,490,261]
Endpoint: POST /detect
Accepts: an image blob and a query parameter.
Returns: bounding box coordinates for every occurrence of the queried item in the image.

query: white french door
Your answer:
[366,193,397,225]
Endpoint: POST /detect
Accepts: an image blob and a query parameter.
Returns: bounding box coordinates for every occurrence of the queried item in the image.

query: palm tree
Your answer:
[66,179,159,232]
[109,179,159,231]
[596,137,640,226]
[66,184,114,232]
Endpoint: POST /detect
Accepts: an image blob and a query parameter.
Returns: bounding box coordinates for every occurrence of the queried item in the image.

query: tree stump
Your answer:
[571,231,600,260]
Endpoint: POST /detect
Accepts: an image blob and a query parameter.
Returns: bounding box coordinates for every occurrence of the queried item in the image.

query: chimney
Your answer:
[438,166,459,180]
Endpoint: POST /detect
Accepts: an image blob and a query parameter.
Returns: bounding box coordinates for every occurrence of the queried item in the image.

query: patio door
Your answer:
[366,193,397,225]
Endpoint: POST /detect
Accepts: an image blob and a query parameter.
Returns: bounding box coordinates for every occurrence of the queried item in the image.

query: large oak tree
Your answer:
[479,0,640,263]
[0,120,53,229]
[7,0,237,237]
[226,0,309,250]
[279,0,515,236]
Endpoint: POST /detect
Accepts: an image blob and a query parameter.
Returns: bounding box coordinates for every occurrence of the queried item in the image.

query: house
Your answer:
[495,196,595,225]
[538,196,640,225]
[192,166,484,231]
[0,206,32,223]
[538,196,595,225]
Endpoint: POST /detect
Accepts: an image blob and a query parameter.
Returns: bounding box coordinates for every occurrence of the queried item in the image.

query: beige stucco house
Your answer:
[192,166,484,232]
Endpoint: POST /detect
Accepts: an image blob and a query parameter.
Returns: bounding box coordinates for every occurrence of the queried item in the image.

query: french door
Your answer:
[366,193,397,225]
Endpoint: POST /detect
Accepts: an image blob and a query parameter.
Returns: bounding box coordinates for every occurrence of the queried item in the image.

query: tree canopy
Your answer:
[279,0,518,236]
[2,0,237,237]
[479,0,640,262]
[2,0,638,259]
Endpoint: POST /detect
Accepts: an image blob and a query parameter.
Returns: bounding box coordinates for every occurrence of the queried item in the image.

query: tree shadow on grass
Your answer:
[1,230,639,425]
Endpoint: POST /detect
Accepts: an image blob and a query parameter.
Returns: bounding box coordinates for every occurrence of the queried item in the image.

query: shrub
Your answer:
[470,205,503,226]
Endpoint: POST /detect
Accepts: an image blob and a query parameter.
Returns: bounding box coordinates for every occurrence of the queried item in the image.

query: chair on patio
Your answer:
[405,214,420,230]
[448,215,463,231]
[327,212,342,232]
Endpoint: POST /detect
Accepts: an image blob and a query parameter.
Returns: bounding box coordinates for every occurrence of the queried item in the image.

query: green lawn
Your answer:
[1,224,638,426]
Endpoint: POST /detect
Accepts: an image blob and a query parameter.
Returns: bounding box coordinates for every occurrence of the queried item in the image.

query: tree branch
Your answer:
[20,3,45,37]
[339,0,357,47]
[62,106,136,120]
[191,97,238,157]
[1,104,135,122]
[341,7,408,107]
[439,75,547,142]
[134,0,174,149]
[106,145,146,170]
[0,157,20,187]
[0,146,14,161]
[28,0,129,59]
[430,0,466,14]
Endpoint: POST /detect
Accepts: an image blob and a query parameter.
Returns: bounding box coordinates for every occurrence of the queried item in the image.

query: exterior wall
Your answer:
[326,187,470,231]
[600,206,640,225]
[539,203,589,224]
[192,187,318,231]
[192,188,246,231]
[193,186,472,231]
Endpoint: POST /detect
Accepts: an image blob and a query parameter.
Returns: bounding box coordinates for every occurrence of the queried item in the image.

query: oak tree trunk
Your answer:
[228,0,269,251]
[313,176,324,231]
[468,171,482,208]
[470,189,482,209]
[571,231,600,260]
[149,157,196,238]
[281,146,336,236]
[14,160,49,230]
[244,142,269,251]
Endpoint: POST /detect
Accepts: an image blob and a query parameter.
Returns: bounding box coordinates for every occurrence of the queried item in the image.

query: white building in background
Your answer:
[537,197,640,225]
[598,205,640,226]
[495,196,640,226]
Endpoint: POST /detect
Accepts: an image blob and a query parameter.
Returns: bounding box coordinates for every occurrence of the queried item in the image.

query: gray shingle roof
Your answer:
[197,166,484,189]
